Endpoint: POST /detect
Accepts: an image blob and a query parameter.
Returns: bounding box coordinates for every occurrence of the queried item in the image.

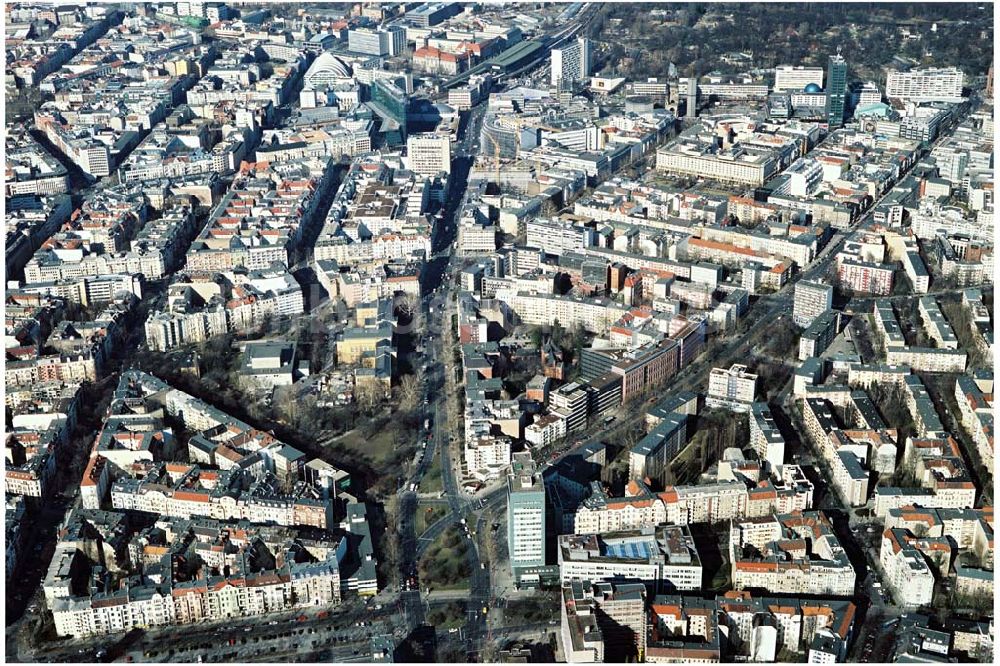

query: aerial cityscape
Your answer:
[3,1,995,663]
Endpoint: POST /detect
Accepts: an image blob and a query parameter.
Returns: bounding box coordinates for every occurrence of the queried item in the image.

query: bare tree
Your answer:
[355,381,382,415]
[383,495,401,586]
[275,386,297,423]
[396,292,423,332]
[398,374,422,413]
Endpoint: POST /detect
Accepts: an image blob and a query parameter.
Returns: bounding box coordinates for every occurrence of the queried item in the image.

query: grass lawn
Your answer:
[427,579,471,592]
[336,427,399,468]
[415,503,448,536]
[420,449,444,495]
[709,567,731,592]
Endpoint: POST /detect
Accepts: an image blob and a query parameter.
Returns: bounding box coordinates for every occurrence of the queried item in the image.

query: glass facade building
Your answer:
[825,54,848,128]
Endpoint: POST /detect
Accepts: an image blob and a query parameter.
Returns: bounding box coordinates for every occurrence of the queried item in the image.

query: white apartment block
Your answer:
[525,413,568,447]
[879,529,936,608]
[793,281,833,328]
[465,435,512,479]
[874,486,977,518]
[886,67,964,103]
[505,292,629,335]
[749,402,785,472]
[525,218,592,256]
[661,481,749,526]
[884,347,966,373]
[706,364,758,412]
[25,249,167,283]
[144,307,228,352]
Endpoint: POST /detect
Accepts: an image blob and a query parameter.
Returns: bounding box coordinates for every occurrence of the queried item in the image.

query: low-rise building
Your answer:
[558,525,702,593]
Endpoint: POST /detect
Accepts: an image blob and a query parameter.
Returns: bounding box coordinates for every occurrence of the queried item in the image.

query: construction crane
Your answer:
[483,130,504,184]
[483,124,522,188]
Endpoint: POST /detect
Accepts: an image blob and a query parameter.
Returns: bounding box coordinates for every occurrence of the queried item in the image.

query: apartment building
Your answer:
[873,299,907,349]
[918,296,959,349]
[465,435,513,479]
[953,375,994,472]
[525,218,592,256]
[749,402,786,472]
[506,292,629,335]
[884,347,967,373]
[879,528,938,608]
[571,480,667,535]
[886,67,964,103]
[837,256,894,295]
[561,581,646,663]
[798,309,843,361]
[729,511,855,597]
[793,281,833,328]
[629,412,689,488]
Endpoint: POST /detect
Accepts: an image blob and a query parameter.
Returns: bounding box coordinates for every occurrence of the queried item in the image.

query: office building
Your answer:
[824,55,847,128]
[508,452,546,585]
[558,525,702,592]
[406,134,451,176]
[369,79,409,143]
[686,76,697,119]
[348,26,406,57]
[774,65,824,93]
[551,38,592,88]
[405,2,462,27]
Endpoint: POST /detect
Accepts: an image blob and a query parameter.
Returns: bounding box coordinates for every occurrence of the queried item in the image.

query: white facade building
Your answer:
[773,66,824,92]
[886,67,964,103]
[551,38,592,87]
[406,134,451,176]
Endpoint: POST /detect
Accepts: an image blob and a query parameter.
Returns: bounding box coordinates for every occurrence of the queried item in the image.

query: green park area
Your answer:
[418,525,471,592]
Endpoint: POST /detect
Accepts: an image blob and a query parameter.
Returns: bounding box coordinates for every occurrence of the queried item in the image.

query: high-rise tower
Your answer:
[825,54,848,128]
